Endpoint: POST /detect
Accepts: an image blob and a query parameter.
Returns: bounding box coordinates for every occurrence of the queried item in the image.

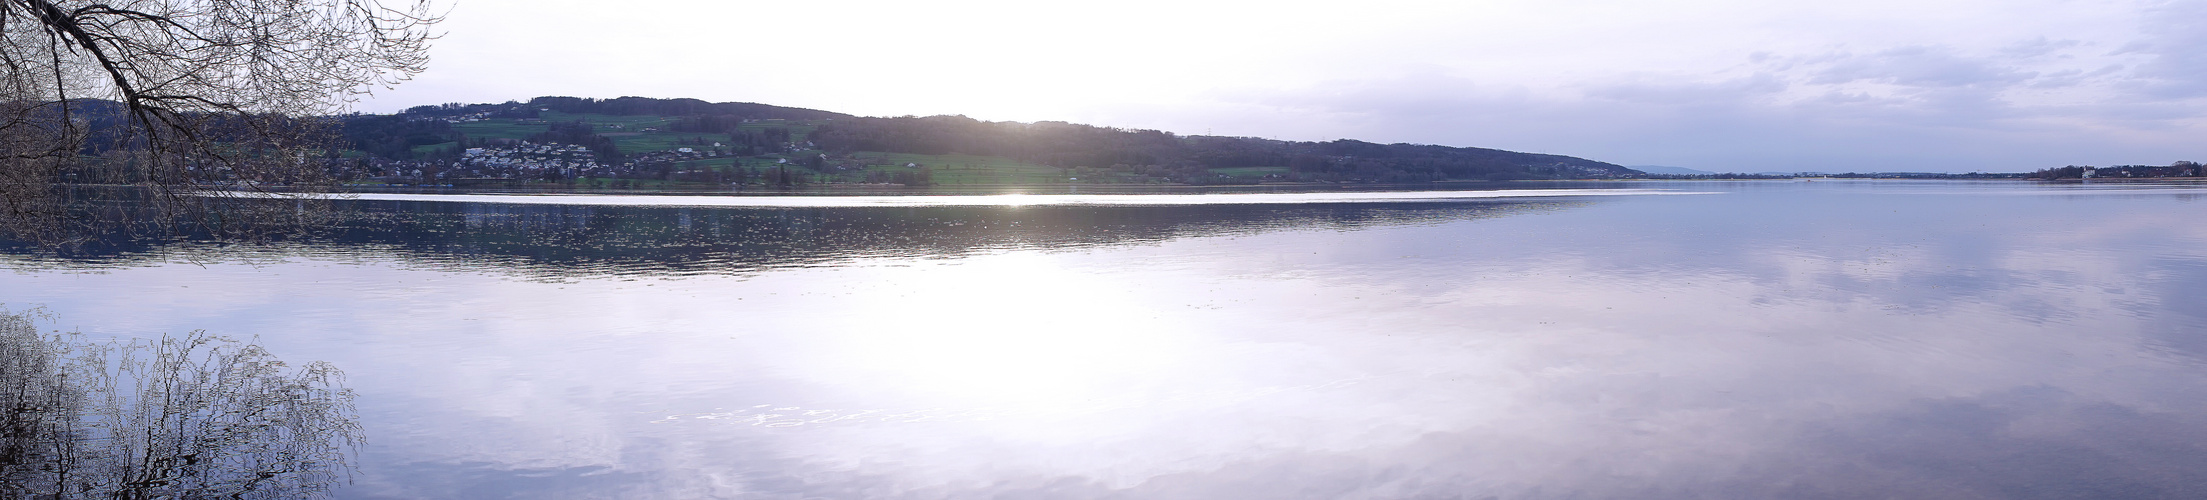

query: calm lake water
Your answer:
[6,180,2207,498]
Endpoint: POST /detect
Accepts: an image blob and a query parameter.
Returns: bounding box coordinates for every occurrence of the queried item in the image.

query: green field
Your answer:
[640,151,1095,185]
[527,112,688,134]
[845,152,1072,185]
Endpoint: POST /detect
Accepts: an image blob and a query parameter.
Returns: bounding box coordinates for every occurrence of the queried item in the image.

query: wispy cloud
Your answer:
[363,0,2207,172]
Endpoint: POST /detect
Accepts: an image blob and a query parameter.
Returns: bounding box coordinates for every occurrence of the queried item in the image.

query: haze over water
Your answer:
[6,180,2206,498]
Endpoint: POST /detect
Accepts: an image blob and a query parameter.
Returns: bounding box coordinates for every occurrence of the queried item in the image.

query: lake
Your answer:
[5,180,2206,498]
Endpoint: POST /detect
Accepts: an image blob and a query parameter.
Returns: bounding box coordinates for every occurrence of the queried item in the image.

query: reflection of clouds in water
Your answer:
[1040,388,2207,499]
[655,201,2207,497]
[314,200,2207,497]
[511,257,2199,497]
[1758,387,2207,498]
[647,377,1374,428]
[6,182,2206,498]
[1883,186,2207,197]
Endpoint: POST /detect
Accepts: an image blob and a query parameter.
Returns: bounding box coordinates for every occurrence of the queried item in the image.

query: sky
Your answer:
[357,0,2207,173]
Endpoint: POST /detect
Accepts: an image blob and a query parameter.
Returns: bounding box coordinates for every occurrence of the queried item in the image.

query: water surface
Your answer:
[6,181,2206,498]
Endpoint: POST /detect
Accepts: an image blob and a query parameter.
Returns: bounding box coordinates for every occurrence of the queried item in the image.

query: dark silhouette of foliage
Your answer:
[2,308,361,499]
[341,114,457,160]
[1,0,442,247]
[2030,161,2202,179]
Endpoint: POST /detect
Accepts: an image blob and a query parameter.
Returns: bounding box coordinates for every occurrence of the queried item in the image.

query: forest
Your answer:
[2028,162,2203,179]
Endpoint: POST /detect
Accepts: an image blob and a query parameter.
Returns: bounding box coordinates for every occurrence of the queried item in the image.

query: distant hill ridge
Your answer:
[501,96,851,122]
[348,96,1640,183]
[802,113,1640,181]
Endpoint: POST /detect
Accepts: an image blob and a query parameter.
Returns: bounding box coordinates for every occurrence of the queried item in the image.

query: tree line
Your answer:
[2029,161,2203,179]
[525,96,847,120]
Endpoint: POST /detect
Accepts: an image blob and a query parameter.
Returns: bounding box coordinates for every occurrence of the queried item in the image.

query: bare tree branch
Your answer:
[1,0,442,248]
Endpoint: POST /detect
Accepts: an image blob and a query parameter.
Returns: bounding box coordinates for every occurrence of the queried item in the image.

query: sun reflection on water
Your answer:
[813,252,1199,412]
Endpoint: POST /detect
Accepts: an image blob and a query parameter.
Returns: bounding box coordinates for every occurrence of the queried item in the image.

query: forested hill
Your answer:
[335,96,1640,186]
[805,115,1637,181]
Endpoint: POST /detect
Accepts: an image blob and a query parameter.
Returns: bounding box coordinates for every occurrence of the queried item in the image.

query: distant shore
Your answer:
[324,176,2067,196]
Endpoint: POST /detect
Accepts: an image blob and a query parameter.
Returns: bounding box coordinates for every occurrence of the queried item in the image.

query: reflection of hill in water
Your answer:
[2,199,1585,276]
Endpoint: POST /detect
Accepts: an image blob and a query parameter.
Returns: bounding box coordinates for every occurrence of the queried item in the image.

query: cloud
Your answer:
[356,0,2207,173]
[2121,0,2207,98]
[1804,46,2038,88]
[1173,15,2207,172]
[1999,36,2085,59]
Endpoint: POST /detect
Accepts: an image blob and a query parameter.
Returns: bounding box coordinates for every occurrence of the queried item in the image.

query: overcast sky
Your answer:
[358,0,2207,172]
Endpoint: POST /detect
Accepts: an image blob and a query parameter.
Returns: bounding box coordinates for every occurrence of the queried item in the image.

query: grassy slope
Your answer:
[844,152,1064,185]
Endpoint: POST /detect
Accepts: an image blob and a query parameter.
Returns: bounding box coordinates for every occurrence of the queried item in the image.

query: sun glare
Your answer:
[820,252,1197,412]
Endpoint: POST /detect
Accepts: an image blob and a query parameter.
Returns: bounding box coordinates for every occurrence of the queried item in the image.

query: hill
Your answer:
[334,96,1642,187]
